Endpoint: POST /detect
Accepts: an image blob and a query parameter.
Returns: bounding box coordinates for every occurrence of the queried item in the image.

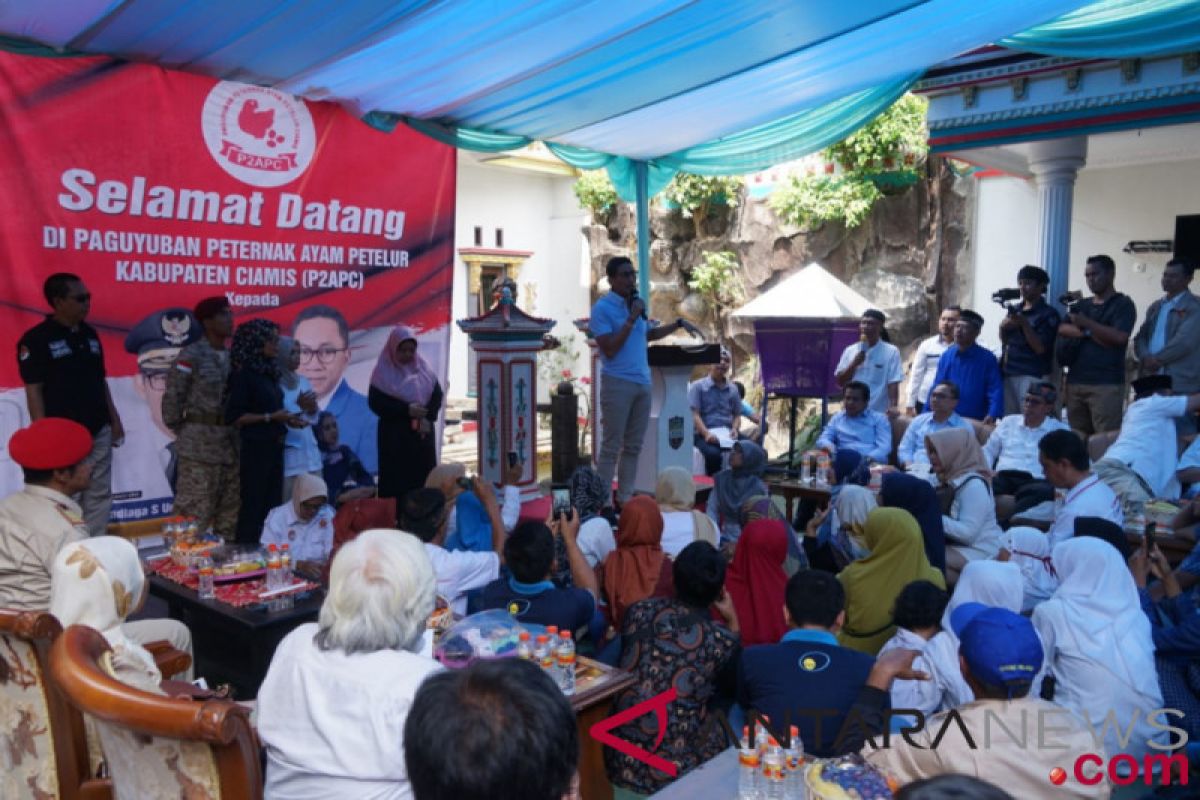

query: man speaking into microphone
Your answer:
[590,256,701,509]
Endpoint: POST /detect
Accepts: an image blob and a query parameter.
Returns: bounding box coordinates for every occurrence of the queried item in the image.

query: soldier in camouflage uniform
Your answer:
[162,297,239,537]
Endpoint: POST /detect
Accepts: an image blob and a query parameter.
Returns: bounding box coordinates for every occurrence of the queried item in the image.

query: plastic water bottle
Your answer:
[266,544,281,591]
[738,728,762,800]
[535,634,553,677]
[197,557,215,600]
[279,543,292,587]
[762,741,786,800]
[784,726,805,800]
[557,631,576,695]
[516,631,533,660]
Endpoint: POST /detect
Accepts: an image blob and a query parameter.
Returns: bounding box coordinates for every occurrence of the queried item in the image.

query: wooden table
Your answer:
[571,656,637,800]
[766,478,832,522]
[148,575,323,698]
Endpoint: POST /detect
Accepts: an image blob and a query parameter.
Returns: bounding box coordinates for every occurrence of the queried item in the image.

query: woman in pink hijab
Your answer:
[368,325,442,500]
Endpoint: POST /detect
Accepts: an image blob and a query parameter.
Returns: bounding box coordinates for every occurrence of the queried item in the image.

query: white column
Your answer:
[1028,137,1087,308]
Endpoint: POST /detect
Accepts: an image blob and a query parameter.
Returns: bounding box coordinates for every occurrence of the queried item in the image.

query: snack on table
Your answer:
[806,757,896,799]
[169,536,221,568]
[210,546,267,581]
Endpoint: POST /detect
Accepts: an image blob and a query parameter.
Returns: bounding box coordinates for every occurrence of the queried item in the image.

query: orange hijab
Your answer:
[602,496,665,627]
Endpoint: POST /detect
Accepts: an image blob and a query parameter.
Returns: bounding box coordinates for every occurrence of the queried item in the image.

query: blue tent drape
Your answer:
[1001,0,1200,58]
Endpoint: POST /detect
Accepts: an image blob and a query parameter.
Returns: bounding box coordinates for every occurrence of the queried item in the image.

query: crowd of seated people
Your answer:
[9,257,1200,798]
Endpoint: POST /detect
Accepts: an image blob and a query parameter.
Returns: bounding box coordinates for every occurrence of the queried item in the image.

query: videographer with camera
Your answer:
[1056,254,1138,435]
[997,265,1060,415]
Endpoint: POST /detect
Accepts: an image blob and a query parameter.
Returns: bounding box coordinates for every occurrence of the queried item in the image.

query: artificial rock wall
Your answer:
[583,158,976,381]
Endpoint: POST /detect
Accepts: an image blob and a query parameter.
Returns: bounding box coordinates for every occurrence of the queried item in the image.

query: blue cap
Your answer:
[951,603,1043,695]
[123,308,201,370]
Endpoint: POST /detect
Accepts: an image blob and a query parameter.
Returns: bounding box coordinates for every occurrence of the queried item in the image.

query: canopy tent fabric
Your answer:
[2,0,1198,190]
[4,0,1199,297]
[733,263,874,402]
[732,264,873,321]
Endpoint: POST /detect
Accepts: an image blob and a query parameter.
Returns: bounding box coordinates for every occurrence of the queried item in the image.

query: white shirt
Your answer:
[260,503,335,563]
[1103,395,1190,497]
[877,627,961,716]
[906,334,952,407]
[1176,435,1200,498]
[577,516,616,567]
[1047,473,1124,548]
[943,473,1003,560]
[835,339,904,414]
[423,542,499,615]
[659,510,720,558]
[981,413,1069,477]
[257,623,442,800]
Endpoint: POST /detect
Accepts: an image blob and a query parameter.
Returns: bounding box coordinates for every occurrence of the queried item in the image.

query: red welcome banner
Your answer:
[0,51,456,521]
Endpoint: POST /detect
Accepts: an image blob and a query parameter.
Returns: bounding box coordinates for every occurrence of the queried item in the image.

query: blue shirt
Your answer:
[324,379,379,474]
[688,376,741,429]
[478,577,595,632]
[932,344,1003,420]
[590,292,650,385]
[815,410,891,463]
[897,412,971,466]
[737,632,878,757]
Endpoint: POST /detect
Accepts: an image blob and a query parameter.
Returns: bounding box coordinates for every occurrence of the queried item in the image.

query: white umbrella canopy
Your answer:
[731,263,873,320]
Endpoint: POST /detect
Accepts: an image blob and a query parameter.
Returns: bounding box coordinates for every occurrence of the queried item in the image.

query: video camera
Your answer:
[991,287,1022,315]
[1059,290,1084,314]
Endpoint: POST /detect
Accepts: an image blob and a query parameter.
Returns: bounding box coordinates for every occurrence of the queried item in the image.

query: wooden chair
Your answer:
[49,625,262,800]
[0,609,109,800]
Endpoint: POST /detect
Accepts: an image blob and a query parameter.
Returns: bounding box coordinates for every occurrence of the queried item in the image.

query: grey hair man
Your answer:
[255,529,442,798]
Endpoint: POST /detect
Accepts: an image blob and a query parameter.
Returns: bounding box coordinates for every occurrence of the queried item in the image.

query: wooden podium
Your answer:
[632,343,721,494]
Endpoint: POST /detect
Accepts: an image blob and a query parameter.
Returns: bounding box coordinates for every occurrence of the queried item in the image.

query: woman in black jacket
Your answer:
[225,319,301,543]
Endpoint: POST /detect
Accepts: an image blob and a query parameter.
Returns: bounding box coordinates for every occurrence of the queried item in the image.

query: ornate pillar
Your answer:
[1028,137,1087,309]
[457,296,555,500]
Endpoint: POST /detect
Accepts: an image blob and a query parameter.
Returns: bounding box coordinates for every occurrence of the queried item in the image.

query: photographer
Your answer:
[1056,254,1137,435]
[998,265,1060,415]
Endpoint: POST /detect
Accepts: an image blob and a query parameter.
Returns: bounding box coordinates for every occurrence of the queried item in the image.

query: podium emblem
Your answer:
[668,415,685,450]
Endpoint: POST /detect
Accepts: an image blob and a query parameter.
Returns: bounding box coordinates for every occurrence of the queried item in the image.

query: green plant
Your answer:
[687,250,744,338]
[769,93,928,230]
[572,170,618,220]
[663,173,742,238]
[770,173,882,229]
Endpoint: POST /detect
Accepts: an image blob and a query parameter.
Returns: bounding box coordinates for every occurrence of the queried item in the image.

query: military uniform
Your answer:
[0,485,88,609]
[162,339,239,537]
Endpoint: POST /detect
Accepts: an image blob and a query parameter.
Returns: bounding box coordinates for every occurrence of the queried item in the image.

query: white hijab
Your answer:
[1004,527,1058,612]
[50,537,160,684]
[927,560,1025,709]
[1035,537,1159,699]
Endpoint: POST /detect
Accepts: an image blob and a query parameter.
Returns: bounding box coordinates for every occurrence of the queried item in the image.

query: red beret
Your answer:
[8,418,93,470]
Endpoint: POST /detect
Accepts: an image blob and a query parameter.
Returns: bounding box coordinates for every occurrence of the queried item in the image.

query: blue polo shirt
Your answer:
[737,629,877,757]
[932,344,1004,420]
[689,376,741,429]
[479,577,595,632]
[590,292,650,385]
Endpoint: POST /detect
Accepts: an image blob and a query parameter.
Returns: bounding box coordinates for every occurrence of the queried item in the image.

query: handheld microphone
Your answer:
[630,289,648,320]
